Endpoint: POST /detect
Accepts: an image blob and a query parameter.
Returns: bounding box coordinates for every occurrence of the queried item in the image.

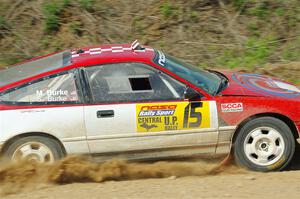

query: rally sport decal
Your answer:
[136,102,211,132]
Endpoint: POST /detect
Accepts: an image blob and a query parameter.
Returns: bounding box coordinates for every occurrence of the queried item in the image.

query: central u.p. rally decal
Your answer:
[136,102,211,132]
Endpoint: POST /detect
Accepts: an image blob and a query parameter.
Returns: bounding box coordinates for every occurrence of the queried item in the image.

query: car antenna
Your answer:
[131,40,145,51]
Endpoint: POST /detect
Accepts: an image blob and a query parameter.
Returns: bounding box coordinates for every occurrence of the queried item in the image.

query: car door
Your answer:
[83,62,219,155]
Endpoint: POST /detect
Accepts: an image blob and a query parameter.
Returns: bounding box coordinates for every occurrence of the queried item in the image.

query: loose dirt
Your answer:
[1,152,300,199]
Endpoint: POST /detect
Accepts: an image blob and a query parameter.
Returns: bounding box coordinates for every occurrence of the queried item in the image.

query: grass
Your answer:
[247,2,269,19]
[42,2,62,33]
[0,16,6,31]
[160,2,173,18]
[69,22,83,36]
[77,0,93,11]
[281,37,300,61]
[218,37,275,69]
[42,0,71,33]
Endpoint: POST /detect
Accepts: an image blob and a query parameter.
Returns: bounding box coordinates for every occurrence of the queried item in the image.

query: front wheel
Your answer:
[234,117,295,172]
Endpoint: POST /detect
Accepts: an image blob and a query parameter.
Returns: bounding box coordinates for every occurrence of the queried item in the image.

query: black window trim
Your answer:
[0,69,84,106]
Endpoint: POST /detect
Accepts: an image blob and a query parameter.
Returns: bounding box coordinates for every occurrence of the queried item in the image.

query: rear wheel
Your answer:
[234,117,295,171]
[4,136,64,163]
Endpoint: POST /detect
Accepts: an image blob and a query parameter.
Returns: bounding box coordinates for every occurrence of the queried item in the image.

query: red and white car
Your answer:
[0,41,299,171]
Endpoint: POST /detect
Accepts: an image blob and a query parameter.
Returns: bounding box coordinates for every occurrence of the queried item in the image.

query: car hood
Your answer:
[219,71,300,99]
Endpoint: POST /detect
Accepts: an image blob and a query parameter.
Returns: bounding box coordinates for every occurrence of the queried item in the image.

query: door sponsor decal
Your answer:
[136,102,210,132]
[221,103,243,112]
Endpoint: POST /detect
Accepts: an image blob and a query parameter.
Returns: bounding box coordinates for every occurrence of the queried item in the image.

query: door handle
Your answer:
[97,110,114,118]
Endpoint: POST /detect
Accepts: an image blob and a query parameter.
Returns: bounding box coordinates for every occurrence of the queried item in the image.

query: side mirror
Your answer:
[183,87,202,100]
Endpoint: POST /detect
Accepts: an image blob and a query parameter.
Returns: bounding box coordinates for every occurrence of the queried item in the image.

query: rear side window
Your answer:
[85,62,186,103]
[0,73,79,104]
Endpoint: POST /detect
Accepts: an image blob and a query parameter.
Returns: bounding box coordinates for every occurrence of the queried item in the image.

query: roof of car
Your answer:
[0,42,156,91]
[70,43,155,67]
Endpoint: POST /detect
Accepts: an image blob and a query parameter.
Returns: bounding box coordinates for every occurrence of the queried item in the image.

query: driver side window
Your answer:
[85,63,186,103]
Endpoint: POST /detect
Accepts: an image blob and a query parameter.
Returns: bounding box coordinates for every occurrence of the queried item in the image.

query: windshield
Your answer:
[153,50,221,95]
[0,52,71,87]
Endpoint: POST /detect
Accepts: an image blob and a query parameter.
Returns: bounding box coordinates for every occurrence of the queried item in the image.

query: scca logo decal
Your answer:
[221,103,243,112]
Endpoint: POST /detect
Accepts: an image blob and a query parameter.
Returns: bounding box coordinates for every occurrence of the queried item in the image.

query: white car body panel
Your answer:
[0,100,234,159]
[85,101,219,154]
[0,106,90,154]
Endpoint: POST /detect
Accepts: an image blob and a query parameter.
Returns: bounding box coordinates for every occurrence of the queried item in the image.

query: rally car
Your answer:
[0,41,299,172]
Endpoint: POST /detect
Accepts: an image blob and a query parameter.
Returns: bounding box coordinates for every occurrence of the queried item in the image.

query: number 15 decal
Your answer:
[183,102,202,128]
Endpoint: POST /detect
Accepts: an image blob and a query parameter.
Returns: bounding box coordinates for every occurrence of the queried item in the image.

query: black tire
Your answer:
[4,136,64,163]
[234,117,295,172]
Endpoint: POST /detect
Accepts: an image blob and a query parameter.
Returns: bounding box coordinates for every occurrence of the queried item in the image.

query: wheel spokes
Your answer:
[37,146,52,162]
[257,155,269,164]
[268,129,281,144]
[244,143,255,156]
[243,126,285,166]
[19,144,34,158]
[12,142,55,163]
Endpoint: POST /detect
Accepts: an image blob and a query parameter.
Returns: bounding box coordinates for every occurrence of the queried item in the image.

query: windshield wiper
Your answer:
[209,70,228,95]
[215,77,228,94]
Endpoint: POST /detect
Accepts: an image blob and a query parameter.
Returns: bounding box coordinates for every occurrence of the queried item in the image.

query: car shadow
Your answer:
[289,144,300,171]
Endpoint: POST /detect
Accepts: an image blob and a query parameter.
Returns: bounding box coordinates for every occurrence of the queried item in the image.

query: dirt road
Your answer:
[1,152,300,199]
[3,170,300,199]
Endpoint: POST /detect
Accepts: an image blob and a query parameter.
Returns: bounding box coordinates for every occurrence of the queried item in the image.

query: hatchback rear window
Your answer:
[0,52,71,87]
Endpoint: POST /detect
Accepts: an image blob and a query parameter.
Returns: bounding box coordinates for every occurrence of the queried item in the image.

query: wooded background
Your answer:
[0,0,299,84]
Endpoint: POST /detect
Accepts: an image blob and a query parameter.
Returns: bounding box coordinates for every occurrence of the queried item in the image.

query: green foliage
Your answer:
[282,48,298,61]
[62,0,71,7]
[69,21,83,36]
[42,0,70,33]
[77,0,93,10]
[44,15,60,33]
[281,37,300,61]
[233,0,246,9]
[43,2,61,16]
[247,2,269,18]
[42,2,61,32]
[42,0,93,32]
[189,11,198,22]
[274,7,285,16]
[285,7,300,28]
[161,2,173,18]
[247,22,260,37]
[218,37,275,69]
[0,16,5,30]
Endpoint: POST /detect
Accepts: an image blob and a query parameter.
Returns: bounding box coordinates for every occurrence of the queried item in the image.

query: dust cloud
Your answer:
[0,156,246,196]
